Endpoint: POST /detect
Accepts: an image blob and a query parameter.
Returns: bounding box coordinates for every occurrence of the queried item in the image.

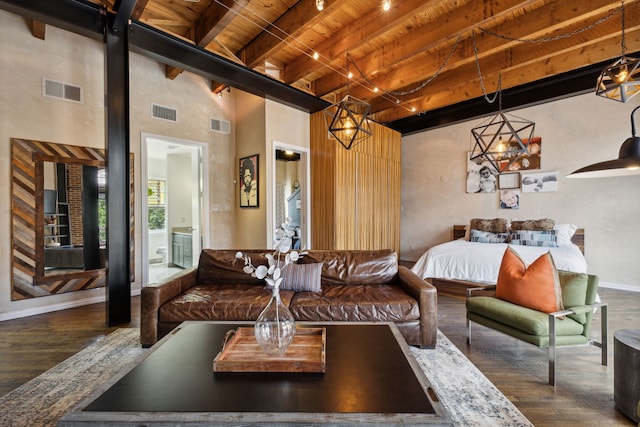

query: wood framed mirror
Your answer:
[11,138,134,300]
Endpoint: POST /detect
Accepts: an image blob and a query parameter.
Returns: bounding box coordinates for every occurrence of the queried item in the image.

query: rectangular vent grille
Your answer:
[42,78,83,103]
[152,104,177,122]
[211,118,231,134]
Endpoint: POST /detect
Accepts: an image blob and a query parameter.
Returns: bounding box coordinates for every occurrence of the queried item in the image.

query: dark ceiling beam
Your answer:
[128,20,330,114]
[0,0,104,41]
[112,0,137,33]
[387,55,640,136]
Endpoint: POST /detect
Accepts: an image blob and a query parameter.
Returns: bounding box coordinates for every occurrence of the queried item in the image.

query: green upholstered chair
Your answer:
[466,272,607,386]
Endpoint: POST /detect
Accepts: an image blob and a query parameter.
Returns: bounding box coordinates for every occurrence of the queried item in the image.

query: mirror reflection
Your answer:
[42,161,106,275]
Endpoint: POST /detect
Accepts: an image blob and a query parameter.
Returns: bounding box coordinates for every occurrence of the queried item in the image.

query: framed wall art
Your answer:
[521,171,558,193]
[239,154,259,207]
[498,172,520,189]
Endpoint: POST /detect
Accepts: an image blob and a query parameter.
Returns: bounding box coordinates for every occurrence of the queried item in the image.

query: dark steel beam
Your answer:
[0,0,104,40]
[105,13,131,325]
[112,0,137,33]
[388,54,640,135]
[128,20,330,114]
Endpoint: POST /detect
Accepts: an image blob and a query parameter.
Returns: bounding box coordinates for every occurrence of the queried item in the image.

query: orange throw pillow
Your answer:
[495,246,563,314]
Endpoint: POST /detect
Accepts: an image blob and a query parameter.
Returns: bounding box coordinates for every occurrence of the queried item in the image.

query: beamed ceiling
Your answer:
[4,0,640,134]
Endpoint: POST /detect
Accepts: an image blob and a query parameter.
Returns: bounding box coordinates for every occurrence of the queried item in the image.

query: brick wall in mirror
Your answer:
[10,138,134,300]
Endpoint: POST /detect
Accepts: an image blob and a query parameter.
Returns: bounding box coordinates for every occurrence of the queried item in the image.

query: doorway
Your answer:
[141,134,209,285]
[272,143,310,250]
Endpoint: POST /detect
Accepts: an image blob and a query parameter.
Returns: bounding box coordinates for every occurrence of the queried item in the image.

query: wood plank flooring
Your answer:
[0,289,637,425]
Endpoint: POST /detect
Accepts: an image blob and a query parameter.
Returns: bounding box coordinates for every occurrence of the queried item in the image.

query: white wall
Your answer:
[401,93,640,290]
[0,9,238,318]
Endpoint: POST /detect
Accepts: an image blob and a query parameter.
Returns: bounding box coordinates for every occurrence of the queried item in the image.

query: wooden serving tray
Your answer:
[213,327,326,373]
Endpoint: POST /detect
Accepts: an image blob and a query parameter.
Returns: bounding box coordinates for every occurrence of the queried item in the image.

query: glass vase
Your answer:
[254,286,296,355]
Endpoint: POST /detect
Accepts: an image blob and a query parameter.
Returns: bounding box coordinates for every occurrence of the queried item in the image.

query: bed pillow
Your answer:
[496,246,563,314]
[469,229,510,244]
[280,263,323,292]
[509,229,558,247]
[510,218,555,231]
[469,218,508,234]
[554,223,578,246]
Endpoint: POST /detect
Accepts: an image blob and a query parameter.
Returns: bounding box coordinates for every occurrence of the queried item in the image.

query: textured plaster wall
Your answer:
[0,10,237,318]
[401,93,640,289]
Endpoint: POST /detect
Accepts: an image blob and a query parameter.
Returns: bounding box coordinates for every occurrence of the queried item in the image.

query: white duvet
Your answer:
[410,239,587,285]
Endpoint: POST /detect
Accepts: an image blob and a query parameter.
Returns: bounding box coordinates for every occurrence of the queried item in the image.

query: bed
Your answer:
[411,221,587,299]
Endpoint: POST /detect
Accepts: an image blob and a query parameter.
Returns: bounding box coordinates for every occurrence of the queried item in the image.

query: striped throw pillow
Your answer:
[280,263,323,292]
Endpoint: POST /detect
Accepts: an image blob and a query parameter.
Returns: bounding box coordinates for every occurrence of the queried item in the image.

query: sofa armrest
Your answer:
[397,266,437,348]
[140,267,198,347]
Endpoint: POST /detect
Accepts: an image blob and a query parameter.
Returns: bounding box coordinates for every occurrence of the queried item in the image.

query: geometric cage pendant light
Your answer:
[323,94,373,150]
[470,111,535,174]
[596,2,640,102]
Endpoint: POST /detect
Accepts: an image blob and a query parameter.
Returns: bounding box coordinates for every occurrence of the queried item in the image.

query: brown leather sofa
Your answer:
[141,249,437,348]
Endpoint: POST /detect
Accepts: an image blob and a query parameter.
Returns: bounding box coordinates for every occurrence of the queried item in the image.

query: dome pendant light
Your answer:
[568,105,640,178]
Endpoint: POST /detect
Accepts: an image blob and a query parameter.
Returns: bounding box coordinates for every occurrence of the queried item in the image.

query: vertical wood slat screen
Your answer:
[310,112,401,252]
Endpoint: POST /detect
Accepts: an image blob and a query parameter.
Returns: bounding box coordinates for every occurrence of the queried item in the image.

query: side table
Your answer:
[614,329,640,423]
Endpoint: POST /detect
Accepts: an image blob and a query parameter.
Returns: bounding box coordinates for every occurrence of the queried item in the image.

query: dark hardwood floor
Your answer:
[0,289,637,425]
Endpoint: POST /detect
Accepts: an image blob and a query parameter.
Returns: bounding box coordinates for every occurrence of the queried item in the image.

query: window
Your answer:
[148,179,166,230]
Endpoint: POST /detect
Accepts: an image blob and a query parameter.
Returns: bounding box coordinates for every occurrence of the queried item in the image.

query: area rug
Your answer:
[0,328,531,426]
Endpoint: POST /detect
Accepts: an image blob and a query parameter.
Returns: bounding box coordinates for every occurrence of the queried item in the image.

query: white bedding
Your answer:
[410,239,587,285]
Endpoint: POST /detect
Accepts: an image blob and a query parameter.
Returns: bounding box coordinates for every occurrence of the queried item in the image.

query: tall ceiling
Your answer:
[11,0,640,132]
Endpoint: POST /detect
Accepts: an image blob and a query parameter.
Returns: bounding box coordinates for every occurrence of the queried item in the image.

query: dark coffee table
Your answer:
[59,321,451,426]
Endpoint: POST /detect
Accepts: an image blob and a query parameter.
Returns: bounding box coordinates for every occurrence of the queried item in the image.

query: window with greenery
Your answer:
[148,179,166,230]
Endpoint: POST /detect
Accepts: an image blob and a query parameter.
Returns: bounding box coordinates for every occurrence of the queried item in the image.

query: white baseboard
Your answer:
[0,288,141,322]
[598,281,640,292]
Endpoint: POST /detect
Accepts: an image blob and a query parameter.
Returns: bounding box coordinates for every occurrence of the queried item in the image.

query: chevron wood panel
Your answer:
[10,138,133,301]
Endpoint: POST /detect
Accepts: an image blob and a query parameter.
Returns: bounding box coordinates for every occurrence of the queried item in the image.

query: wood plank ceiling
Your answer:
[89,0,640,127]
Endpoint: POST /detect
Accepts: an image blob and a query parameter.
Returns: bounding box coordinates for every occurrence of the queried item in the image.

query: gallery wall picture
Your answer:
[498,172,520,189]
[499,189,520,209]
[521,171,558,193]
[497,137,542,172]
[466,152,498,193]
[239,154,259,207]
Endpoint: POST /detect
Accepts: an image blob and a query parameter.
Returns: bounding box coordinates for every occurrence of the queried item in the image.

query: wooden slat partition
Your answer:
[310,113,401,252]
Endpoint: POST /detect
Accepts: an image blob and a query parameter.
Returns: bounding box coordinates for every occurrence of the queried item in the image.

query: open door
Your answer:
[141,134,208,285]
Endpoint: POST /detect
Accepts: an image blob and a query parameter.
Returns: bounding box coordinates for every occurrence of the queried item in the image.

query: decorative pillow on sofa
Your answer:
[510,218,555,231]
[280,263,323,293]
[469,218,508,234]
[509,229,558,247]
[495,246,563,314]
[469,229,510,243]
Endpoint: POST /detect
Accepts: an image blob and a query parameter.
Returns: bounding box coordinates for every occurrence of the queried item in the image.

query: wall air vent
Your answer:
[151,103,177,122]
[210,118,231,134]
[42,78,83,103]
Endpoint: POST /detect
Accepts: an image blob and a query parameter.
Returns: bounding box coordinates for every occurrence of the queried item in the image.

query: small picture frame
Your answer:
[498,172,520,189]
[499,189,520,209]
[239,154,259,207]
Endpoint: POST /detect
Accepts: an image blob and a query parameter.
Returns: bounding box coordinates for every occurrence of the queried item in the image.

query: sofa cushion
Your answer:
[558,270,589,323]
[289,284,419,322]
[299,250,398,286]
[495,246,563,314]
[158,284,295,322]
[196,249,275,286]
[466,296,584,337]
[280,263,323,292]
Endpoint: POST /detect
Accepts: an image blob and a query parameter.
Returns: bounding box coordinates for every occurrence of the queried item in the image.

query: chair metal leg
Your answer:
[467,315,471,345]
[549,313,557,386]
[597,302,608,366]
